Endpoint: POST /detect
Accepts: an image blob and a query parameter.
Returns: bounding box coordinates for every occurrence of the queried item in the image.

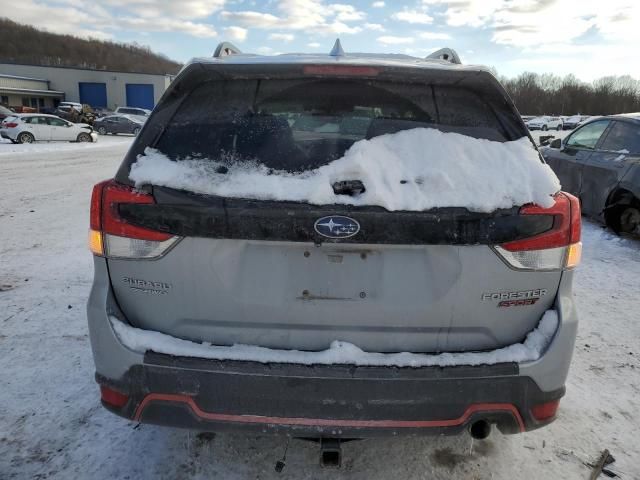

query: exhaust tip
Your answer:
[469,420,492,440]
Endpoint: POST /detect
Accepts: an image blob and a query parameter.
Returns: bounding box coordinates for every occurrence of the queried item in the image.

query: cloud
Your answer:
[372,1,385,7]
[392,9,433,25]
[269,33,295,42]
[3,0,222,39]
[420,0,640,48]
[307,42,322,48]
[364,23,385,32]
[418,31,451,40]
[105,0,226,19]
[224,26,248,41]
[220,0,365,35]
[377,35,415,45]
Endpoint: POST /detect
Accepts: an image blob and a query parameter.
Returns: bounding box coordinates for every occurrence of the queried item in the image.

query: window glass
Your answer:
[599,121,640,154]
[47,117,68,127]
[566,120,610,149]
[155,79,521,172]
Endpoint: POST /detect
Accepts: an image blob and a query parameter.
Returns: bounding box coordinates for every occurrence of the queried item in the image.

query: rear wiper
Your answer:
[332,180,366,196]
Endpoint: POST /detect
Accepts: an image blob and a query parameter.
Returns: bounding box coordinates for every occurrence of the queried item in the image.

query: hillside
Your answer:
[0,18,181,75]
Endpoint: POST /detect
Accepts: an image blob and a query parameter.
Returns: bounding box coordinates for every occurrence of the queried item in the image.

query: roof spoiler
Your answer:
[426,48,461,64]
[213,42,242,58]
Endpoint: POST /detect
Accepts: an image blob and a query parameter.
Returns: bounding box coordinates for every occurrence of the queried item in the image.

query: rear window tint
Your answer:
[154,79,521,172]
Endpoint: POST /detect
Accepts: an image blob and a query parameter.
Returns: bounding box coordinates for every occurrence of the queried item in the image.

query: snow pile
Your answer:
[110,310,558,368]
[129,128,561,212]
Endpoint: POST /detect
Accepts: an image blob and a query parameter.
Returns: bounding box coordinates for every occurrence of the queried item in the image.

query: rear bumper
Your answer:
[0,129,16,140]
[97,355,563,437]
[88,258,578,438]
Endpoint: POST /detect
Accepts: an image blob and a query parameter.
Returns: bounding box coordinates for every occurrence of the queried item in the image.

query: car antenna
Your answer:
[329,38,345,57]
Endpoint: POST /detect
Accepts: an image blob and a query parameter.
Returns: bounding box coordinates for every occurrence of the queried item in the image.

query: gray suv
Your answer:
[87,44,581,442]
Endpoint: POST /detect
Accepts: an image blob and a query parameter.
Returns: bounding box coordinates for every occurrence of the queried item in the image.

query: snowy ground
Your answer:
[1,136,639,479]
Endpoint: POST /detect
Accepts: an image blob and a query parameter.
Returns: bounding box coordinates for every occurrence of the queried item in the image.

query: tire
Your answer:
[133,127,141,136]
[77,133,92,143]
[17,132,34,144]
[542,125,548,131]
[98,126,107,135]
[619,206,640,235]
[556,124,562,131]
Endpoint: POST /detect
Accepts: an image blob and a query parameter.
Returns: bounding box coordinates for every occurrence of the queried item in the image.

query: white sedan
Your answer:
[526,116,563,131]
[0,114,98,144]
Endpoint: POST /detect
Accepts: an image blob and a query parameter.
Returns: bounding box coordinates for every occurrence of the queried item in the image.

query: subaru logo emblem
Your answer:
[314,216,360,239]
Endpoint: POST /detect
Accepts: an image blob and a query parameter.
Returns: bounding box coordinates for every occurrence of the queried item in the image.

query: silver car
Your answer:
[87,44,581,446]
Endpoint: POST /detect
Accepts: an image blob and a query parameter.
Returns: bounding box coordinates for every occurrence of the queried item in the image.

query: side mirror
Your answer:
[550,138,562,149]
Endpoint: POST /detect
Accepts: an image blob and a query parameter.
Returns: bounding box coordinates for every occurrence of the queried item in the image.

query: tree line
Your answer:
[498,71,640,116]
[0,18,181,75]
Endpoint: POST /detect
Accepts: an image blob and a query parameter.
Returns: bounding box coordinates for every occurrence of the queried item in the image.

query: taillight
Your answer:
[303,65,380,76]
[494,192,581,271]
[89,179,179,259]
[4,122,18,128]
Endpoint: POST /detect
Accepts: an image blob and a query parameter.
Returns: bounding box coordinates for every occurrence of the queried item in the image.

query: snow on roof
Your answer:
[109,310,559,368]
[130,127,560,213]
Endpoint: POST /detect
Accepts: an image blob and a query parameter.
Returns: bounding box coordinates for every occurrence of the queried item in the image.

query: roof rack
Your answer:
[213,42,242,58]
[426,48,461,64]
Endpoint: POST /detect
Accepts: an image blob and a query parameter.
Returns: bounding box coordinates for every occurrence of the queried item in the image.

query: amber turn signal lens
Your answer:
[566,242,582,268]
[88,229,104,256]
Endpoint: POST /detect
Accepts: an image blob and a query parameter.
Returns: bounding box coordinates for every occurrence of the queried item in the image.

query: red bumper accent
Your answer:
[134,393,525,432]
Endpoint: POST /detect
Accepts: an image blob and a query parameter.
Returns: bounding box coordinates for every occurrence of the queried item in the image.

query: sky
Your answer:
[3,0,640,81]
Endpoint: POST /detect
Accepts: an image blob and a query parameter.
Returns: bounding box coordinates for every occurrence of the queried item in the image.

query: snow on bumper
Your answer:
[109,310,559,368]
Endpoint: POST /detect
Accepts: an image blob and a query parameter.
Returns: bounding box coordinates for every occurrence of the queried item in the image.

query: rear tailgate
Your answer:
[99,62,574,354]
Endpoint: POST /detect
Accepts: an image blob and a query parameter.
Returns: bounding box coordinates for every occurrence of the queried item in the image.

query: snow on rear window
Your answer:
[110,310,559,368]
[130,127,560,212]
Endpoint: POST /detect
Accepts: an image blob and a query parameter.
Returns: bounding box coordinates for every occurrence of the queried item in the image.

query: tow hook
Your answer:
[320,438,342,468]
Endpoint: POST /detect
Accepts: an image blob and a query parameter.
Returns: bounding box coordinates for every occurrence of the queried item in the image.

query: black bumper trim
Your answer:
[96,353,564,438]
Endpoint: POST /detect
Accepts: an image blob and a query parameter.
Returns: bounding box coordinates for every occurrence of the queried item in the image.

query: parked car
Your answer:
[526,116,563,131]
[93,114,145,136]
[87,44,580,448]
[0,113,97,143]
[562,115,585,130]
[542,114,640,235]
[0,105,14,122]
[58,101,83,110]
[114,106,151,119]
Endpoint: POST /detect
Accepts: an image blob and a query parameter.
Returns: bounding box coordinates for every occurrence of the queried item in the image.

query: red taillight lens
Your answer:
[531,399,560,421]
[100,385,129,408]
[4,122,18,128]
[89,179,177,258]
[502,193,580,251]
[495,193,581,271]
[303,65,380,76]
[100,180,171,241]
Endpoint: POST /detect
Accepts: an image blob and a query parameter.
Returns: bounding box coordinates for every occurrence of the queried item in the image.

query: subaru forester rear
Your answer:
[87,45,580,439]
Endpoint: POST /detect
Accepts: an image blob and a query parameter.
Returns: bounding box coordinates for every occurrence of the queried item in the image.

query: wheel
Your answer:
[556,124,562,131]
[133,127,141,136]
[619,206,640,235]
[542,125,548,131]
[97,126,107,135]
[17,132,34,144]
[77,132,92,142]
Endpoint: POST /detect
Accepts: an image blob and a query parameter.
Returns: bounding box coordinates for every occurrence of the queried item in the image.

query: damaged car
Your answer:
[86,42,581,460]
[542,114,640,235]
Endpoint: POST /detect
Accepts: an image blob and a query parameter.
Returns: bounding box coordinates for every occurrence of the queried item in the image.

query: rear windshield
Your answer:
[154,78,523,172]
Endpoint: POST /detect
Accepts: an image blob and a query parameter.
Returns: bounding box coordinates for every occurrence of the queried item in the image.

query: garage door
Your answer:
[78,82,107,108]
[125,84,154,110]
